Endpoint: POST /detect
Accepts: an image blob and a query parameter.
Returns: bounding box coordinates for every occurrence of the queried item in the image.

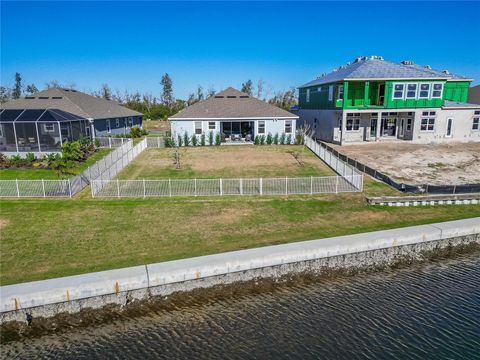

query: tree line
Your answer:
[0,72,298,119]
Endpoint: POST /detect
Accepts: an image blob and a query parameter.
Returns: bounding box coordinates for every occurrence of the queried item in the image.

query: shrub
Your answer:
[130,127,143,138]
[9,154,23,165]
[183,132,190,146]
[295,129,304,145]
[215,133,221,146]
[286,134,292,145]
[0,153,8,168]
[61,141,83,161]
[260,135,266,145]
[191,134,198,146]
[208,131,214,146]
[254,135,260,145]
[266,133,273,145]
[177,134,183,147]
[200,133,206,146]
[273,133,279,145]
[25,152,36,163]
[280,133,286,145]
[164,135,174,148]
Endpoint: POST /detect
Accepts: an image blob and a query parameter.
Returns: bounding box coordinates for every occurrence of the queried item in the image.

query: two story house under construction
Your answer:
[296,56,480,145]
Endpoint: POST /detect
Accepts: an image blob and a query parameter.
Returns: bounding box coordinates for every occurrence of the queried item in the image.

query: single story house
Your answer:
[295,56,480,145]
[169,87,298,144]
[0,88,142,155]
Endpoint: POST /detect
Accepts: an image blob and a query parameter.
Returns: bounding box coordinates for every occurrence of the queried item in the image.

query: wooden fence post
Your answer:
[260,178,263,195]
[117,179,120,197]
[220,178,223,196]
[68,179,72,198]
[285,176,288,195]
[310,176,313,195]
[143,179,146,198]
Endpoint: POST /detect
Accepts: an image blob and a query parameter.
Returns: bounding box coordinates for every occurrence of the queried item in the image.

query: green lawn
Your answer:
[118,145,335,179]
[1,178,478,285]
[0,149,111,180]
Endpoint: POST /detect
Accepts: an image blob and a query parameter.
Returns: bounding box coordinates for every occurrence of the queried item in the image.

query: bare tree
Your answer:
[0,86,12,103]
[257,79,265,100]
[25,84,39,95]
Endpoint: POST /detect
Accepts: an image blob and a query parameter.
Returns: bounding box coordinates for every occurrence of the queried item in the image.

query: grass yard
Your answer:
[0,149,111,180]
[1,177,478,285]
[117,145,334,179]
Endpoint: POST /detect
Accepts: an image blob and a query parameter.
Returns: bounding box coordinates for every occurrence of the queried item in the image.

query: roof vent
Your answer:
[52,96,63,99]
[443,70,450,75]
[25,96,35,99]
[39,96,49,99]
[227,95,236,98]
[424,65,431,69]
[214,95,224,98]
[401,60,414,65]
[239,95,249,98]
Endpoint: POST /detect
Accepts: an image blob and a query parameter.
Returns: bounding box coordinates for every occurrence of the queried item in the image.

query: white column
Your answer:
[42,179,46,197]
[15,179,20,197]
[143,179,146,198]
[169,179,172,197]
[220,178,223,196]
[117,179,120,197]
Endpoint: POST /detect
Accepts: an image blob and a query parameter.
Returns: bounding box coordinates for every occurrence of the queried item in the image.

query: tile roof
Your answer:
[300,56,470,88]
[170,87,298,119]
[0,88,142,119]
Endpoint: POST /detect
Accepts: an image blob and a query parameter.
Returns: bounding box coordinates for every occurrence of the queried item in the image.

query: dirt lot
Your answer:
[143,120,171,134]
[118,145,334,179]
[333,142,480,185]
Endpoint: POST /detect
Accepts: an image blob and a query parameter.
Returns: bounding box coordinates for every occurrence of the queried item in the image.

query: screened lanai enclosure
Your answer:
[0,109,91,154]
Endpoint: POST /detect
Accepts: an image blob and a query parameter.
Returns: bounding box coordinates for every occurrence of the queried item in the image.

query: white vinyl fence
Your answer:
[97,137,131,148]
[91,175,362,198]
[0,139,142,198]
[0,179,72,197]
[304,135,363,190]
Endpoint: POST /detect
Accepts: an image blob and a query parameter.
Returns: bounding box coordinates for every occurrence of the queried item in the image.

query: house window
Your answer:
[43,123,55,132]
[116,118,120,128]
[337,85,344,100]
[419,83,430,98]
[285,120,292,134]
[420,111,436,131]
[194,121,202,135]
[208,121,216,130]
[393,84,405,99]
[306,89,310,103]
[473,111,480,130]
[346,113,360,131]
[128,117,133,126]
[406,84,417,99]
[258,121,265,134]
[328,85,334,101]
[406,118,413,131]
[431,83,443,98]
[106,119,111,133]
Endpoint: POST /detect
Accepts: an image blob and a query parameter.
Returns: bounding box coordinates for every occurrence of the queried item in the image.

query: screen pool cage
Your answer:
[0,108,91,154]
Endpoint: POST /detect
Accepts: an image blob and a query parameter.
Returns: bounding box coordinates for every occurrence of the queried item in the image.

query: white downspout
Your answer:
[88,118,95,140]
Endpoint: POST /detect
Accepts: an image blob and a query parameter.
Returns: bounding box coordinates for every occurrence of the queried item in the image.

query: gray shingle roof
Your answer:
[0,88,142,119]
[299,57,470,88]
[170,87,298,119]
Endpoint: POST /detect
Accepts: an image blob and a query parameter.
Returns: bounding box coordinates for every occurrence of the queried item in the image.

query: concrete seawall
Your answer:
[1,217,479,324]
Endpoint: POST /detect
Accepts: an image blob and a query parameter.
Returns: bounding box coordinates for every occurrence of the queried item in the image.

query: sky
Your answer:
[1,1,479,100]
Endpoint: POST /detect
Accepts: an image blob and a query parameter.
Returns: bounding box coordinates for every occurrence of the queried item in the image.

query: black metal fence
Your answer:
[319,141,480,195]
